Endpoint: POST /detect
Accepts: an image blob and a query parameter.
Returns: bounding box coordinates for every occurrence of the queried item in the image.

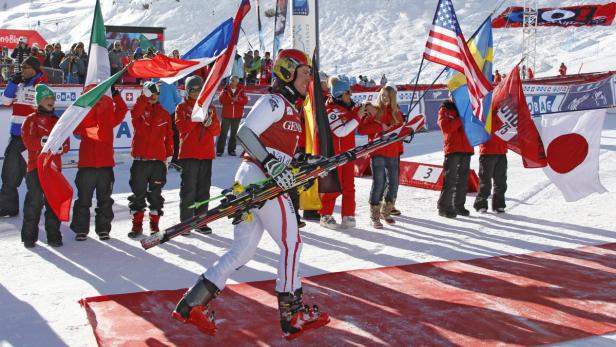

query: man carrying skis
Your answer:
[172,49,329,340]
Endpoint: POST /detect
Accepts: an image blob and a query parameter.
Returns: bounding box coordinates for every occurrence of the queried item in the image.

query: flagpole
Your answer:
[406,0,507,117]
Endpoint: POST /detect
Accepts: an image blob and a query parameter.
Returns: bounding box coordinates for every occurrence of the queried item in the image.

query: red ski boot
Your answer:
[149,213,161,234]
[128,210,144,239]
[278,288,330,340]
[172,276,221,335]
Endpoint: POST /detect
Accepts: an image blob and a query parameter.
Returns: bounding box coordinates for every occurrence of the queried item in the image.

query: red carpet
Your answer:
[80,243,616,346]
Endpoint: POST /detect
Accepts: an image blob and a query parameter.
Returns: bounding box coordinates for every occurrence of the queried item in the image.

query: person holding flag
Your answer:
[20,84,69,248]
[172,49,329,340]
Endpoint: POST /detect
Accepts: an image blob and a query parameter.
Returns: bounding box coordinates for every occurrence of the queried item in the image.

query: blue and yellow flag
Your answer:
[446,17,494,146]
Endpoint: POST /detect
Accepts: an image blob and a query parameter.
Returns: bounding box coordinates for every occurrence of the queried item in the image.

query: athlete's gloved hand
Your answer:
[143,81,158,97]
[40,135,48,147]
[292,151,308,166]
[11,73,23,84]
[263,154,295,190]
[165,156,172,167]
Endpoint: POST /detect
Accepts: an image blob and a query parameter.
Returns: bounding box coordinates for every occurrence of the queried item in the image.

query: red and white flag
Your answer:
[541,109,607,202]
[423,0,493,115]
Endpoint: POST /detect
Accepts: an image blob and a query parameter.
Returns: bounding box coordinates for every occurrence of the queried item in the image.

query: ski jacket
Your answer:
[438,103,473,155]
[479,134,507,155]
[219,85,248,119]
[260,58,273,83]
[358,106,403,158]
[241,93,303,165]
[21,109,69,172]
[325,97,360,153]
[175,97,221,160]
[0,72,46,136]
[74,94,128,168]
[10,45,31,66]
[130,95,174,161]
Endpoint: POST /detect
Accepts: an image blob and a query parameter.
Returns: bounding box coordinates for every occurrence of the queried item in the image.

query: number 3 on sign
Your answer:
[412,165,443,184]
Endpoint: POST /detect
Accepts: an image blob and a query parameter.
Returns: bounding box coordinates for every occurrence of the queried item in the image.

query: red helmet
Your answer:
[273,49,312,83]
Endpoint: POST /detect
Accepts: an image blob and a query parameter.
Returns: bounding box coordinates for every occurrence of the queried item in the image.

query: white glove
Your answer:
[263,156,295,190]
[143,81,154,97]
[40,135,49,147]
[203,116,213,127]
[165,156,172,166]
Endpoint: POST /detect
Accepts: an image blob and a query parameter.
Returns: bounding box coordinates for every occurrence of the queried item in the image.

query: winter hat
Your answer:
[329,76,350,98]
[35,84,55,104]
[22,55,41,73]
[18,37,26,44]
[185,75,204,91]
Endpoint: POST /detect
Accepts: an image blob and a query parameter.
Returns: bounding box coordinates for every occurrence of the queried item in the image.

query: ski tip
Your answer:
[140,232,165,250]
[408,114,426,132]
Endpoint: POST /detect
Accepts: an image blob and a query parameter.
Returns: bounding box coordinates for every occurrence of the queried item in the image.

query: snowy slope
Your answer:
[0,0,615,84]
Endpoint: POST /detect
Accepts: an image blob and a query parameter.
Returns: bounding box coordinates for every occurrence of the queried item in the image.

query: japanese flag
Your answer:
[541,109,607,202]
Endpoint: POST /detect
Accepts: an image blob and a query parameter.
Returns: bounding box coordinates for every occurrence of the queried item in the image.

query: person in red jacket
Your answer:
[260,51,273,85]
[216,75,248,156]
[127,82,174,238]
[20,84,69,248]
[473,135,507,213]
[318,76,366,230]
[527,66,534,80]
[358,86,403,228]
[559,62,567,76]
[175,76,221,234]
[437,97,474,218]
[70,84,128,241]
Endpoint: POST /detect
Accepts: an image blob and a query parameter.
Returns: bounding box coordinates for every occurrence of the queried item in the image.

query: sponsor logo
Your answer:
[269,96,280,111]
[282,120,302,133]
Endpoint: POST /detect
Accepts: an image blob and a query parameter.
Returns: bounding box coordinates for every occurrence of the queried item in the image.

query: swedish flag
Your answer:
[446,17,494,146]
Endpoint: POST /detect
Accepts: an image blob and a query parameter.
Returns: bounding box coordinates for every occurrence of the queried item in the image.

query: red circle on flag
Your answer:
[546,133,588,174]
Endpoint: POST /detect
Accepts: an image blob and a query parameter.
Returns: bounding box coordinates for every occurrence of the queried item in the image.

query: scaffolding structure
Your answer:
[522,0,538,70]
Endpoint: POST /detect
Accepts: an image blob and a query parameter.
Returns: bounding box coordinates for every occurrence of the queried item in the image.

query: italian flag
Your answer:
[85,0,109,86]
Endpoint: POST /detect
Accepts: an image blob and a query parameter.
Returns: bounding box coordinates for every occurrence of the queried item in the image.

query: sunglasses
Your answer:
[189,88,201,93]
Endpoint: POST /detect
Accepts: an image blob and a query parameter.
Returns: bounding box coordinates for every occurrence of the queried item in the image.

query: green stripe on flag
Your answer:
[91,0,108,48]
[75,69,124,108]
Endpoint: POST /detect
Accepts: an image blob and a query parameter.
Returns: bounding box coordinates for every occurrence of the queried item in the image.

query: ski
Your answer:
[141,114,426,250]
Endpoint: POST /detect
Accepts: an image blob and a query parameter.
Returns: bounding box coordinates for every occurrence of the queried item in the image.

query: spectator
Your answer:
[0,56,46,217]
[559,62,567,76]
[493,69,502,84]
[319,76,365,230]
[127,82,174,238]
[0,47,14,82]
[50,43,65,70]
[380,74,387,86]
[260,51,273,85]
[367,78,376,87]
[20,84,69,248]
[171,49,180,59]
[157,79,182,169]
[527,66,534,80]
[521,65,527,80]
[108,41,126,75]
[175,76,221,234]
[10,37,31,73]
[243,51,253,82]
[31,43,45,67]
[44,44,53,68]
[246,49,261,84]
[70,84,128,241]
[231,52,244,83]
[436,96,473,218]
[216,75,248,156]
[358,86,404,229]
[473,135,507,214]
[60,43,88,84]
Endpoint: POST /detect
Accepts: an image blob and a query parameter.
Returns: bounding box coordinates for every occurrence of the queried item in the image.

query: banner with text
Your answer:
[493,4,616,28]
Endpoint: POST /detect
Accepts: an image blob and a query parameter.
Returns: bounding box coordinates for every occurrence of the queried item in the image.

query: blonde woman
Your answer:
[358,86,403,228]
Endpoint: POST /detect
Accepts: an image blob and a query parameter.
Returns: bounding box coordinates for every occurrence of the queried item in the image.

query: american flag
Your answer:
[424,0,492,114]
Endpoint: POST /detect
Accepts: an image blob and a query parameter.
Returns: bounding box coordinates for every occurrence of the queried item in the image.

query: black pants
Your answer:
[216,118,241,155]
[0,135,26,214]
[70,167,115,235]
[128,160,167,214]
[473,154,507,210]
[179,159,212,222]
[170,112,180,163]
[437,153,471,212]
[21,171,61,244]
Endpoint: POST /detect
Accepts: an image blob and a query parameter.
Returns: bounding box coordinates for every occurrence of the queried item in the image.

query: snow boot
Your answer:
[172,276,221,336]
[277,288,330,340]
[149,213,161,234]
[195,225,212,235]
[128,210,145,239]
[383,199,401,216]
[341,216,356,229]
[319,215,339,230]
[381,201,396,225]
[370,204,383,229]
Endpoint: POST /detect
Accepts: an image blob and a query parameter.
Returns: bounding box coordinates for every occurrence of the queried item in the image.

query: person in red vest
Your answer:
[559,62,567,76]
[358,86,404,228]
[127,82,174,238]
[527,66,534,80]
[473,135,507,213]
[216,75,248,156]
[20,84,69,248]
[319,76,365,230]
[260,51,273,85]
[494,69,502,84]
[437,97,474,218]
[71,85,128,241]
[175,76,221,234]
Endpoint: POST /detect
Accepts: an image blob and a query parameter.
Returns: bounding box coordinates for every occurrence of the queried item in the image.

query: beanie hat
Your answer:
[35,84,55,105]
[22,55,41,73]
[185,75,204,90]
[329,76,350,98]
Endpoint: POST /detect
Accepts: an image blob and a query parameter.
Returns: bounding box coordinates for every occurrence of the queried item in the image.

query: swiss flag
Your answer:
[540,109,607,202]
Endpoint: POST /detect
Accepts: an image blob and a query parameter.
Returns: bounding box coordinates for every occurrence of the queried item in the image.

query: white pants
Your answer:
[204,161,302,293]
